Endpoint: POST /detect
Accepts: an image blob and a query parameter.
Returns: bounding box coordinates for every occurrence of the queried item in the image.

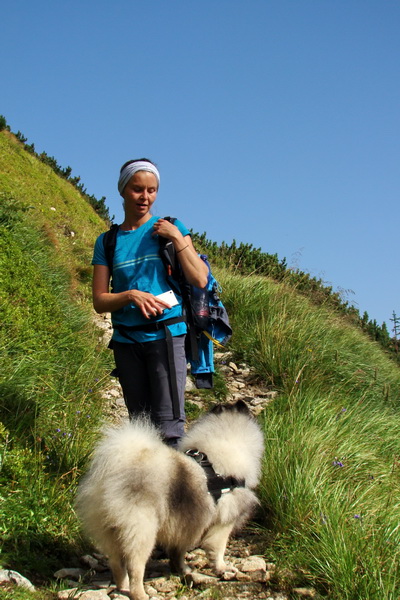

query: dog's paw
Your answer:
[169,560,192,576]
[215,562,238,578]
[181,564,192,576]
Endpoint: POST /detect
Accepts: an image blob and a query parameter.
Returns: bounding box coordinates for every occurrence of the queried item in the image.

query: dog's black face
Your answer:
[210,399,251,416]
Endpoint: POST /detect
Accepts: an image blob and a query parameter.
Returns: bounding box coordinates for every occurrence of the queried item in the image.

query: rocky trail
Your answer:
[2,314,317,599]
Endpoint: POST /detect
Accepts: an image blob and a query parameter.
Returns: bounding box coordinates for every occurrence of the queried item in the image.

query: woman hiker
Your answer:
[91,158,208,447]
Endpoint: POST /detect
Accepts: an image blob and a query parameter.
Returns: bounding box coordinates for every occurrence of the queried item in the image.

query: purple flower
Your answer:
[333,460,344,467]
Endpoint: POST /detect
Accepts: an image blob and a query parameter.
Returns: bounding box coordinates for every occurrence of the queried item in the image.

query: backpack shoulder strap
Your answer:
[103,224,120,271]
[158,216,178,278]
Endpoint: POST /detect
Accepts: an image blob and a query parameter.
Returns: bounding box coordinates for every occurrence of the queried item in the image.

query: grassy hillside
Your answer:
[0,130,113,589]
[0,130,106,301]
[1,129,400,599]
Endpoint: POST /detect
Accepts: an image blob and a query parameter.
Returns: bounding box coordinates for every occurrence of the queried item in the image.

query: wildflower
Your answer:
[56,428,61,433]
[76,410,81,415]
[333,460,344,467]
[354,514,361,519]
[336,407,347,420]
[88,389,93,393]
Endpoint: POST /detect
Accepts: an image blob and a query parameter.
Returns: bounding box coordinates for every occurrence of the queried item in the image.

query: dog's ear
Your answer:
[234,399,251,415]
[210,400,251,415]
[209,403,224,415]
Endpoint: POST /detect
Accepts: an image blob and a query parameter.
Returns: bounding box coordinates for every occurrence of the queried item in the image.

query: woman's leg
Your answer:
[112,341,151,415]
[143,335,186,445]
[112,336,186,444]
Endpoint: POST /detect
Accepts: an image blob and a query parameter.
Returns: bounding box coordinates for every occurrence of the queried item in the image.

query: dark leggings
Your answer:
[112,335,186,443]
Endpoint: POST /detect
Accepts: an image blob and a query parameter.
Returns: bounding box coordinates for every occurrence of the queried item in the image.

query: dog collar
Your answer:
[185,448,245,502]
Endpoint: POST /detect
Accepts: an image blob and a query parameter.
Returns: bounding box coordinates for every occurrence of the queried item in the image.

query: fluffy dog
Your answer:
[75,400,264,600]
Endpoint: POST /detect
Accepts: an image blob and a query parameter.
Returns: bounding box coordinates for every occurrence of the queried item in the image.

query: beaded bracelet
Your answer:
[176,244,189,254]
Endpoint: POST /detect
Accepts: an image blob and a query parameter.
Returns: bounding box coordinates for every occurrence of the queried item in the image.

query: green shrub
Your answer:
[0,114,8,131]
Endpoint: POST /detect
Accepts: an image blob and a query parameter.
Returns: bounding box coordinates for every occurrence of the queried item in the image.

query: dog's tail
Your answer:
[83,417,162,480]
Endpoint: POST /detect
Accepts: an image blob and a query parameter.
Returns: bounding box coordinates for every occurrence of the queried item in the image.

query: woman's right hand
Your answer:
[92,264,170,317]
[129,290,171,319]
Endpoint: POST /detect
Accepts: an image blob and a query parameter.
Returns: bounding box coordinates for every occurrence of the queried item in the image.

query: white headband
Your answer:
[118,161,160,194]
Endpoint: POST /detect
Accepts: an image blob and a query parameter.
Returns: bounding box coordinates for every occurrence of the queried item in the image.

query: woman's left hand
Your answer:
[152,218,179,241]
[152,218,209,288]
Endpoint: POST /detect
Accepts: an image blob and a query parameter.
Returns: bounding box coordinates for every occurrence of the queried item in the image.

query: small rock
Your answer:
[242,555,264,569]
[214,351,233,361]
[185,377,196,392]
[80,554,105,571]
[105,388,121,399]
[235,571,251,581]
[250,397,266,406]
[230,381,246,390]
[292,588,317,598]
[236,556,269,582]
[0,569,35,591]
[80,590,110,599]
[54,567,86,580]
[221,569,237,581]
[184,571,219,587]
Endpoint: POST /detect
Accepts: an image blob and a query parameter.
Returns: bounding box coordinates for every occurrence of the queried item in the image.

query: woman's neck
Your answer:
[120,213,152,230]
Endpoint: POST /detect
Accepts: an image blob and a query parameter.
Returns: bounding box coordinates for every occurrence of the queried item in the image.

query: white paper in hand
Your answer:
[155,290,179,307]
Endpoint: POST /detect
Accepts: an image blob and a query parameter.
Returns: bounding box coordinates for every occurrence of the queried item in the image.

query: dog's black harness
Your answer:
[185,449,245,502]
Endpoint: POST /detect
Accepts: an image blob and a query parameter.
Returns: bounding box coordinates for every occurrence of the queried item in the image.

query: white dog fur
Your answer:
[76,401,264,600]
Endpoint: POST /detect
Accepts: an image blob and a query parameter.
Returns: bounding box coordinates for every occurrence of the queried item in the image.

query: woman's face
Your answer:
[122,170,158,219]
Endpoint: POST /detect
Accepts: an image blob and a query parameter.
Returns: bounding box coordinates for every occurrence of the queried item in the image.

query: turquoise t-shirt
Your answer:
[92,216,190,343]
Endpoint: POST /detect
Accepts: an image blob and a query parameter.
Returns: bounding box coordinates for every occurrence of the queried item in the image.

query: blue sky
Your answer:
[2,1,399,330]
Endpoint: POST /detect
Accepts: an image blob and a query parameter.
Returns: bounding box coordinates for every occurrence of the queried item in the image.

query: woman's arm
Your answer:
[92,264,170,318]
[152,219,209,288]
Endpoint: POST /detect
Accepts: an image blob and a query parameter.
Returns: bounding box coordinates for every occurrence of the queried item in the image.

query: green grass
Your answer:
[217,271,400,599]
[0,136,113,596]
